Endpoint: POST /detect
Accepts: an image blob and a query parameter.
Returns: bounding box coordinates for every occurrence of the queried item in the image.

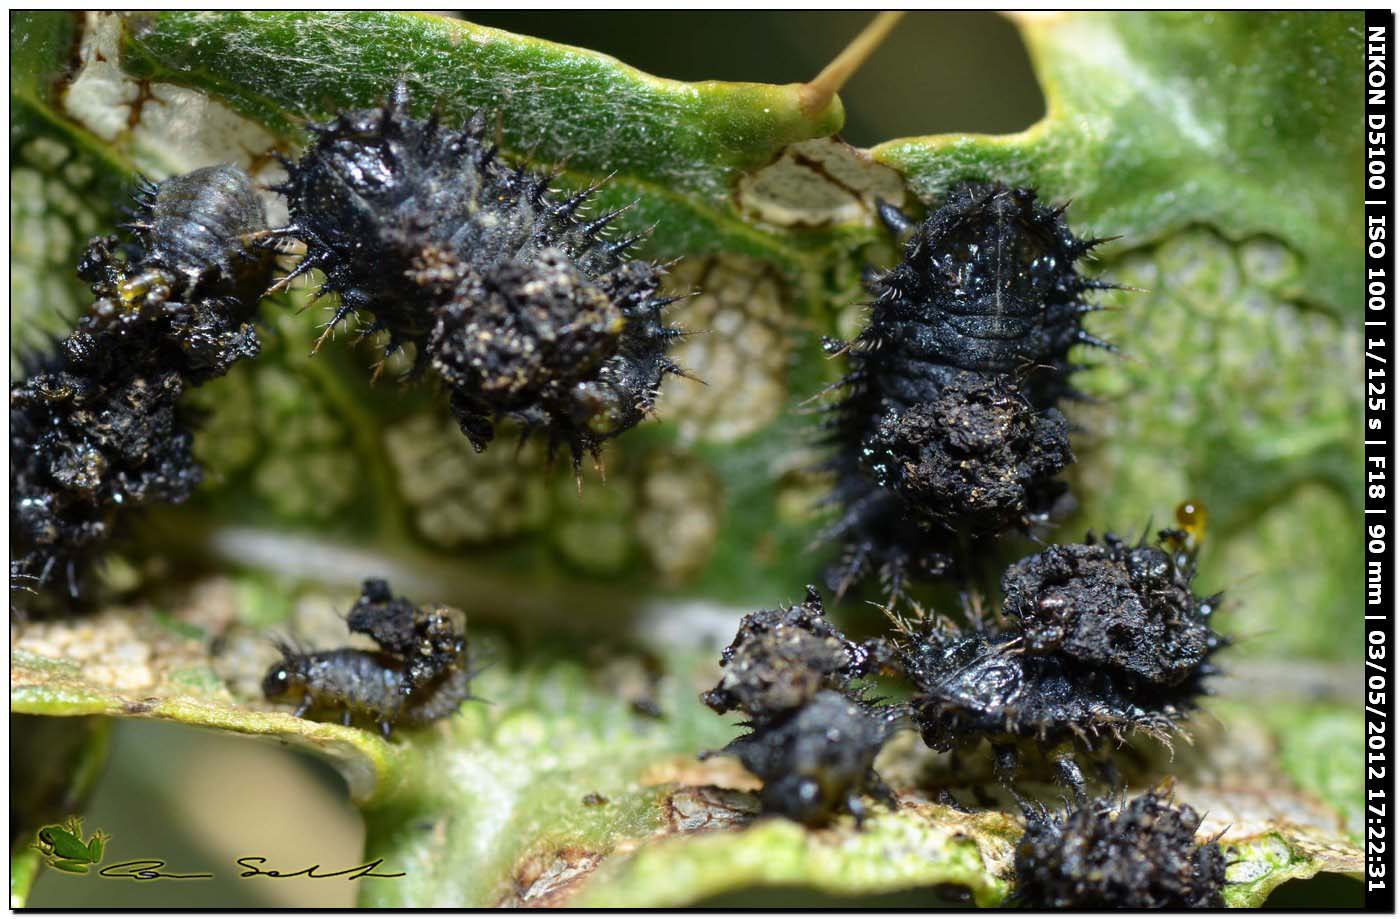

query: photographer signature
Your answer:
[36,817,405,882]
[98,857,404,881]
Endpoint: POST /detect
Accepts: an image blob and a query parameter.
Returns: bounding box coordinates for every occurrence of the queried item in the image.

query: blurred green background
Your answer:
[22,10,1042,908]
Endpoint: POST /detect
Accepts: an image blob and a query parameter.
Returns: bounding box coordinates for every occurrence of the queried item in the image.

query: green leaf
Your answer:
[10,10,1363,908]
[10,14,134,368]
[116,10,851,267]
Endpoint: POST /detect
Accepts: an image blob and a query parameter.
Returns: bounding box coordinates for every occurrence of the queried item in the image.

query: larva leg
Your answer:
[875,200,916,238]
[936,788,970,814]
[992,743,1021,788]
[1050,748,1088,806]
[846,793,868,829]
[990,743,1027,810]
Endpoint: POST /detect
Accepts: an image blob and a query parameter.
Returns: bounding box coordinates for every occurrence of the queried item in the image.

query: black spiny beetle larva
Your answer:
[711,689,901,828]
[818,182,1119,599]
[265,81,693,479]
[1014,789,1227,908]
[895,516,1225,804]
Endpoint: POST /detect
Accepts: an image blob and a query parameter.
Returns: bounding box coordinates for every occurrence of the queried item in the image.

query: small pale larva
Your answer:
[262,580,478,736]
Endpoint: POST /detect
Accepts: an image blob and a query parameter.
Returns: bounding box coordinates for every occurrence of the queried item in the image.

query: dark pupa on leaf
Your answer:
[707,690,900,828]
[1014,790,1226,908]
[701,586,901,826]
[10,165,272,611]
[817,182,1115,600]
[265,80,693,477]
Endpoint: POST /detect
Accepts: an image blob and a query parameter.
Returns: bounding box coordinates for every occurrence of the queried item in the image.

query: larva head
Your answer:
[291,89,479,241]
[905,184,1081,348]
[261,643,308,704]
[281,88,526,302]
[868,182,1103,388]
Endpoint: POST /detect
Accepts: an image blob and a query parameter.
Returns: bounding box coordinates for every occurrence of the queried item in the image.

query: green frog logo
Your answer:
[32,816,108,874]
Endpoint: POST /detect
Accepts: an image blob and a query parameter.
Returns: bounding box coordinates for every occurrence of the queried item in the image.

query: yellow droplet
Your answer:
[1176,499,1208,547]
[117,279,146,304]
[117,269,166,306]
